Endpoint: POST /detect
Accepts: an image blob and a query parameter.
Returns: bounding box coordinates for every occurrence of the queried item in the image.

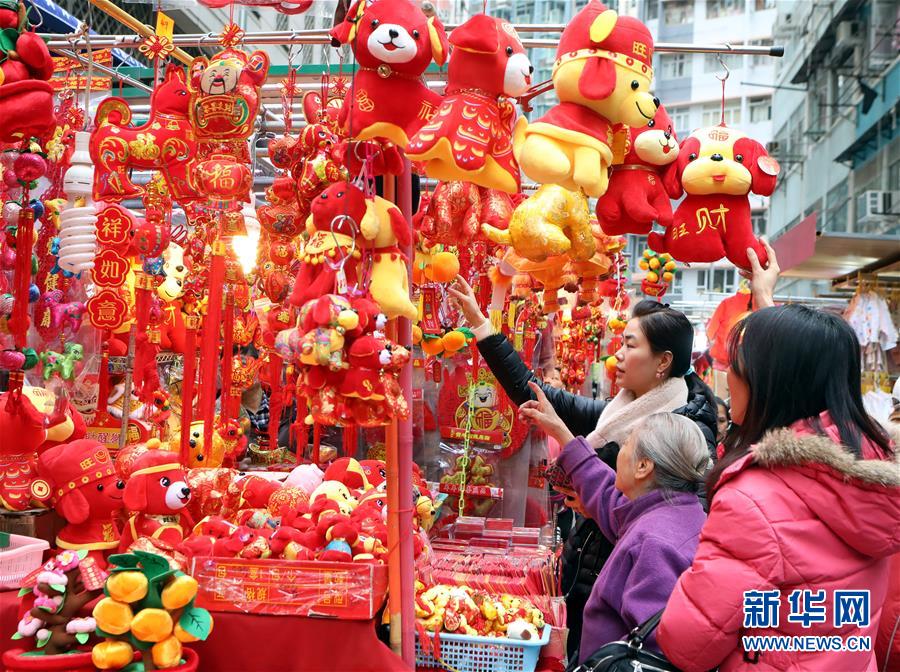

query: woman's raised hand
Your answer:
[520,381,575,447]
[744,238,779,309]
[447,276,489,331]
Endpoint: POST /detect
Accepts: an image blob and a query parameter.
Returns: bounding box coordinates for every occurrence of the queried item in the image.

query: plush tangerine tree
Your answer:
[91,550,212,671]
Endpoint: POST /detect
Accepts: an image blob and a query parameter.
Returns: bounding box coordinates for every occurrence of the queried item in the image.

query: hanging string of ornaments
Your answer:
[0,0,784,667]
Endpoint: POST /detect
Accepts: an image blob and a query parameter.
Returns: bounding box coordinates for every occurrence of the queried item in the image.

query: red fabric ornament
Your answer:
[407,14,531,193]
[707,289,755,368]
[416,181,514,247]
[330,0,449,148]
[323,457,370,491]
[597,104,680,235]
[35,439,123,568]
[515,1,656,198]
[0,2,55,142]
[91,64,199,202]
[647,125,779,270]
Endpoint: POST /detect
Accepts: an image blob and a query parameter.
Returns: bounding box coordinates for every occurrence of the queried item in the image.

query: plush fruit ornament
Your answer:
[329,0,449,148]
[597,104,680,235]
[424,251,460,283]
[91,64,199,202]
[0,0,55,142]
[514,2,657,197]
[639,249,676,297]
[407,14,531,193]
[482,184,595,262]
[648,125,779,270]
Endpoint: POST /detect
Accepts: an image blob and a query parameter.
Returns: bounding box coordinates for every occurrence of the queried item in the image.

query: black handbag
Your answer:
[567,609,682,672]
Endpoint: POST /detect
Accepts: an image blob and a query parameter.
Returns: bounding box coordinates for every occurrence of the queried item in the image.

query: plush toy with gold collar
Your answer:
[407,14,531,193]
[514,1,657,197]
[482,183,595,263]
[329,0,449,148]
[647,124,779,269]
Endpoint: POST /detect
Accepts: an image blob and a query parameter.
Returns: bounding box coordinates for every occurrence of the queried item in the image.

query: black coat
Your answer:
[477,333,718,658]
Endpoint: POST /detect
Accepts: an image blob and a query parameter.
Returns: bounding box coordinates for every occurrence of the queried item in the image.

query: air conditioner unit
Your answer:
[835,21,861,46]
[765,140,781,156]
[856,190,891,225]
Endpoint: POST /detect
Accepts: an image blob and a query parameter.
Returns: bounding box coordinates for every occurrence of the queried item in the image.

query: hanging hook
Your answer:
[715,44,732,82]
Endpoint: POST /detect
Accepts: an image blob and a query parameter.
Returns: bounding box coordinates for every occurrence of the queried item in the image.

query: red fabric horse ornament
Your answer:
[90,64,199,203]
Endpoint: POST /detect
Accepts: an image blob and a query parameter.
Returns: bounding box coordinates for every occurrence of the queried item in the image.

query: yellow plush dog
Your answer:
[361,197,418,321]
[515,2,657,197]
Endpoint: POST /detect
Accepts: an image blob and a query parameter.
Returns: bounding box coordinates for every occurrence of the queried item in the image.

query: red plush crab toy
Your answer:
[34,440,124,568]
[597,104,680,235]
[0,0,55,143]
[119,451,193,552]
[407,14,531,193]
[330,0,449,148]
[648,125,780,269]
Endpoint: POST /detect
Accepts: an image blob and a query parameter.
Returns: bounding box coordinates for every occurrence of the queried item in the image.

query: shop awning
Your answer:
[26,0,141,67]
[774,213,900,280]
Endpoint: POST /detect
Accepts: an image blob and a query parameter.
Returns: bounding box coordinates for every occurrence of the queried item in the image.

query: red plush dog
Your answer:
[648,125,779,269]
[35,440,124,568]
[330,0,449,148]
[119,450,193,552]
[596,105,680,235]
[407,14,532,193]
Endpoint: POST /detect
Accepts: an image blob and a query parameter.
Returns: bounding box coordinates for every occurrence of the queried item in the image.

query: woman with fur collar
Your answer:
[658,245,899,671]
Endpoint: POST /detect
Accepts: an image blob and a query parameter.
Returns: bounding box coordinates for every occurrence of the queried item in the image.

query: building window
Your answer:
[749,96,772,123]
[696,268,736,293]
[751,211,767,236]
[701,100,741,127]
[749,38,774,65]
[755,0,776,9]
[645,0,659,21]
[707,0,743,19]
[661,54,687,79]
[664,0,692,25]
[825,181,849,232]
[668,105,690,137]
[888,159,900,193]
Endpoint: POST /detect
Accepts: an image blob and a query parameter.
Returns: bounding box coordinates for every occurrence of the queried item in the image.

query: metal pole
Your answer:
[87,0,194,65]
[44,32,784,57]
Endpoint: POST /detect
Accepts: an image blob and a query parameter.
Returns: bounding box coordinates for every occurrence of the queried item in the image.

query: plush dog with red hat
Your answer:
[330,0,449,148]
[34,440,124,568]
[597,104,680,236]
[119,450,193,552]
[515,1,658,197]
[407,14,532,193]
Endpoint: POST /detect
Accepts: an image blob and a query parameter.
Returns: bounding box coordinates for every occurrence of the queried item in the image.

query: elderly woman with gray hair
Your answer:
[520,383,709,664]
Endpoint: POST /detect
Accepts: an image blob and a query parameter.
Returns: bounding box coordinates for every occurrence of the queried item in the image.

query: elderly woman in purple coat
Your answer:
[521,383,709,664]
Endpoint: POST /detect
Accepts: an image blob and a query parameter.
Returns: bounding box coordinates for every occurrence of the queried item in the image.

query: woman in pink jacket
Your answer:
[658,248,900,671]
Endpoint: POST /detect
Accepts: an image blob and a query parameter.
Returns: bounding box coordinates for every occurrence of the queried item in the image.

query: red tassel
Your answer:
[180,316,199,464]
[342,423,358,457]
[267,353,283,450]
[199,240,226,458]
[9,208,34,348]
[313,422,322,465]
[220,291,235,421]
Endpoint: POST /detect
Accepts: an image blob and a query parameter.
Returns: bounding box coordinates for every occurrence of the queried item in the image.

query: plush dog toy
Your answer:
[407,14,531,193]
[596,104,680,235]
[648,124,779,269]
[34,440,124,568]
[330,0,449,148]
[514,1,657,197]
[168,420,227,468]
[119,451,193,552]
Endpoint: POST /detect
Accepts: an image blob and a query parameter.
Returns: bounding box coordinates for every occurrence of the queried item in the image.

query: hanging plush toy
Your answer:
[329,0,449,148]
[0,0,55,142]
[482,184,595,263]
[416,181,515,248]
[647,125,779,269]
[91,64,199,203]
[514,1,657,197]
[407,14,531,193]
[596,104,680,235]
